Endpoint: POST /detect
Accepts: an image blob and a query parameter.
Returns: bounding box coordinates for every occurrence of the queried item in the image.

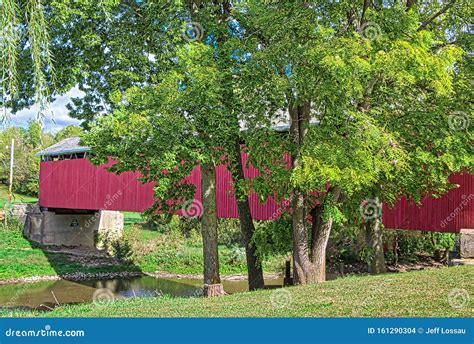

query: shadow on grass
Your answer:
[23,231,143,280]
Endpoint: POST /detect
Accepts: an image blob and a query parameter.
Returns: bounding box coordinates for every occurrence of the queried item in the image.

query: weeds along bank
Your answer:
[0,215,284,281]
[116,216,287,275]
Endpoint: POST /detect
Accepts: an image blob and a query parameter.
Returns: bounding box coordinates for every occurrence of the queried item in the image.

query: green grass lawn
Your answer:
[0,184,37,208]
[5,266,472,318]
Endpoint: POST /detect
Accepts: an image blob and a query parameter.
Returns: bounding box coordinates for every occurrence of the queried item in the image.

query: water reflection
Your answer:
[0,275,283,310]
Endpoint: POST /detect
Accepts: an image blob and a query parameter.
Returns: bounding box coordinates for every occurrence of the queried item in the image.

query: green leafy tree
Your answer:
[81,1,235,296]
[9,0,473,289]
[46,0,267,291]
[0,121,49,196]
[55,125,83,142]
[26,120,42,147]
[237,0,472,282]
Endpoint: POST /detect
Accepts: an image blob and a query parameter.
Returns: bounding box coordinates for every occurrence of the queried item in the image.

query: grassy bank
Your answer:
[0,185,37,208]
[0,227,137,280]
[5,266,473,317]
[0,188,135,280]
[124,216,285,276]
[0,213,285,281]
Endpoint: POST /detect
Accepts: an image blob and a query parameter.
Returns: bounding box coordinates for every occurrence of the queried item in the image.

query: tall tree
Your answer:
[356,0,473,274]
[236,0,472,283]
[39,0,266,290]
[83,41,230,296]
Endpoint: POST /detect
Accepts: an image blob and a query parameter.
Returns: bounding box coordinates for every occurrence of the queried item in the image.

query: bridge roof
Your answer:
[37,137,91,157]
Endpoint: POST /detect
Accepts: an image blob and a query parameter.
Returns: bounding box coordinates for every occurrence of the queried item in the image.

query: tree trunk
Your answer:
[236,198,265,290]
[292,189,316,284]
[288,100,343,285]
[289,100,316,285]
[201,162,225,296]
[232,141,265,290]
[310,204,323,254]
[310,188,341,282]
[406,0,417,9]
[365,217,387,274]
[310,217,333,283]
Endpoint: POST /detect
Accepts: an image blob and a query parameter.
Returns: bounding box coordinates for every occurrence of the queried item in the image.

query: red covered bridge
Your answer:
[38,138,474,233]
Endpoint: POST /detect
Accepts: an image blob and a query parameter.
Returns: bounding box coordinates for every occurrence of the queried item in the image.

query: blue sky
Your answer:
[5,87,84,133]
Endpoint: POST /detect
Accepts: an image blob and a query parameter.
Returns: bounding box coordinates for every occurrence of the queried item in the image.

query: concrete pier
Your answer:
[459,228,474,259]
[24,209,123,249]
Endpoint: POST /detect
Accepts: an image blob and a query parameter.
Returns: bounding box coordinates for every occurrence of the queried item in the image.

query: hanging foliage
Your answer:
[1,0,53,119]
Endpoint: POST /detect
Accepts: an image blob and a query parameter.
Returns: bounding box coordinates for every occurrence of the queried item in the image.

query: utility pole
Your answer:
[8,139,14,204]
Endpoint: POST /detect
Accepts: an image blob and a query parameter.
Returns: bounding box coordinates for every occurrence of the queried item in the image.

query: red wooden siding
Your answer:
[39,158,473,232]
[39,159,154,212]
[383,173,473,232]
[39,156,280,220]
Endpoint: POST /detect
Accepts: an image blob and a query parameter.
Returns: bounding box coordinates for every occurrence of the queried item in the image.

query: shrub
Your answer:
[98,225,141,264]
[328,224,365,265]
[225,245,246,266]
[110,239,134,263]
[252,214,292,261]
[0,215,22,232]
[178,217,200,238]
[218,219,243,247]
[328,225,457,266]
[384,229,456,264]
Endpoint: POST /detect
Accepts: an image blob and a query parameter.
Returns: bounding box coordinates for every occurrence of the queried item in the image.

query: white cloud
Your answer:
[4,87,84,133]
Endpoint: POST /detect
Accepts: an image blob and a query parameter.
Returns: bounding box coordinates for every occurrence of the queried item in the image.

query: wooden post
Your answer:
[8,139,14,204]
[3,204,7,227]
[283,260,293,286]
